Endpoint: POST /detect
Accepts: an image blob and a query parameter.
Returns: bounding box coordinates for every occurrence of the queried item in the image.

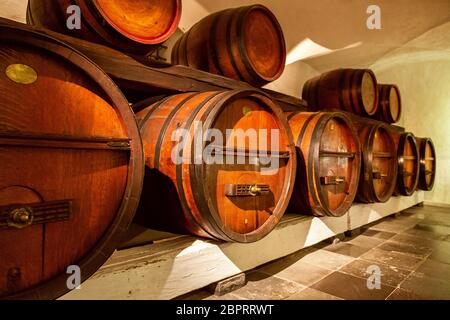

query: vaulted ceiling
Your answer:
[189,0,450,72]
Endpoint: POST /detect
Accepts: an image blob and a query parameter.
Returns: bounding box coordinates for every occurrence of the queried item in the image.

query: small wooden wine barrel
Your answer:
[286,112,361,217]
[356,123,398,203]
[302,69,379,117]
[171,5,286,87]
[416,137,436,191]
[27,0,182,53]
[376,84,401,123]
[136,90,296,242]
[395,133,420,196]
[0,26,144,299]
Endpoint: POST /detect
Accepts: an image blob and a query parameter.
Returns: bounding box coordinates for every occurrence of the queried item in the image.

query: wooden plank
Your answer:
[348,112,406,132]
[0,18,307,111]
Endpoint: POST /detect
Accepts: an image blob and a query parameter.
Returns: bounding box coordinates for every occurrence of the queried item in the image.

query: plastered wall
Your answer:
[371,23,450,205]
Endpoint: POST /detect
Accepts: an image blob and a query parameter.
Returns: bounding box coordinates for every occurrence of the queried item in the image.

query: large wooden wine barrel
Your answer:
[135,90,296,242]
[395,133,419,196]
[416,137,436,191]
[286,112,361,217]
[0,26,144,299]
[27,0,182,54]
[356,123,397,203]
[302,69,379,117]
[376,84,401,123]
[171,5,286,87]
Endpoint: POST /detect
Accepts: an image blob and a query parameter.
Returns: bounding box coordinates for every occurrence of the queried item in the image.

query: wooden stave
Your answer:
[0,25,144,299]
[376,84,402,124]
[395,133,420,196]
[27,0,182,54]
[416,137,436,191]
[302,68,379,117]
[171,5,286,87]
[287,111,361,217]
[355,123,398,203]
[136,90,297,243]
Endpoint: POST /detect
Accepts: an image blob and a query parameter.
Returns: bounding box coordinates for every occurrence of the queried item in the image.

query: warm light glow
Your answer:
[286,38,362,66]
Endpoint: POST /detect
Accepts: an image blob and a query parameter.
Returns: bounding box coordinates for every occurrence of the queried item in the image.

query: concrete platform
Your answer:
[62,192,424,300]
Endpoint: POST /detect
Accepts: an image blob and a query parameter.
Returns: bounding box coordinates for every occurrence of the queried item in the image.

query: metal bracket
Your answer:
[224,184,270,197]
[373,171,388,180]
[146,45,168,63]
[211,146,290,159]
[320,176,346,185]
[400,171,414,177]
[0,200,72,230]
[319,151,355,159]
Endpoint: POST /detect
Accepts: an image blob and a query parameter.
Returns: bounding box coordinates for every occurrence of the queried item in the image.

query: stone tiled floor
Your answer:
[179,205,450,300]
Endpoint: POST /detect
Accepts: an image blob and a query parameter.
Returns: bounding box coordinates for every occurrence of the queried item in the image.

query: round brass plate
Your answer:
[242,106,252,117]
[5,64,38,85]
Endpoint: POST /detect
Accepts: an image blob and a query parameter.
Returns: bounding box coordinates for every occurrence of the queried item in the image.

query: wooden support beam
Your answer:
[0,18,307,111]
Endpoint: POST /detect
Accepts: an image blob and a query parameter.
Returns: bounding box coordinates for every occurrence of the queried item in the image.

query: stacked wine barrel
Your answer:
[416,138,436,191]
[0,2,438,300]
[27,0,182,54]
[355,123,398,203]
[2,0,183,300]
[0,25,144,299]
[285,111,361,217]
[302,69,379,118]
[394,133,420,196]
[302,69,402,124]
[135,90,296,242]
[172,5,286,87]
[376,84,402,123]
[302,68,436,201]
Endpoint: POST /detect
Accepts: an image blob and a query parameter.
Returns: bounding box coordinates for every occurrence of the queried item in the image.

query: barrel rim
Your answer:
[0,25,144,299]
[137,92,226,240]
[389,85,402,123]
[418,137,436,191]
[286,111,322,215]
[397,132,420,196]
[312,112,362,216]
[191,89,296,243]
[238,4,286,84]
[377,84,402,123]
[358,69,379,117]
[181,91,231,240]
[91,0,182,45]
[361,123,398,203]
[288,111,361,217]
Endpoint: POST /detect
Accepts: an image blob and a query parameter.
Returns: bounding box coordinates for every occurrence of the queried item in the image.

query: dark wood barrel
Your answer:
[394,133,420,196]
[171,5,286,87]
[135,90,296,242]
[416,137,436,191]
[286,112,361,217]
[376,84,401,123]
[356,123,398,203]
[27,0,182,54]
[302,69,379,117]
[0,26,144,299]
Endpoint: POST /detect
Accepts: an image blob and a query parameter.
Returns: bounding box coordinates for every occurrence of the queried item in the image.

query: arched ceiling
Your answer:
[188,0,450,72]
[2,0,449,73]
